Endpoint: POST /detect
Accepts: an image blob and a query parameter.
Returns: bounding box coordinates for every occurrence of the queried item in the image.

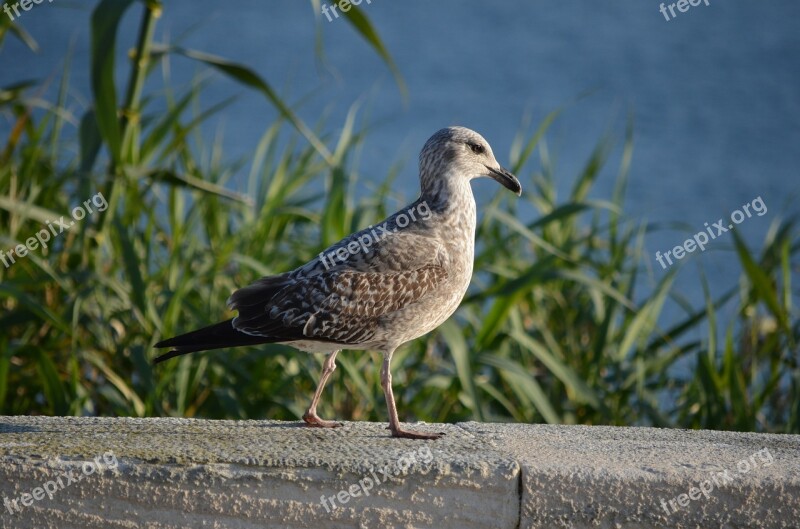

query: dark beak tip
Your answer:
[487,165,522,197]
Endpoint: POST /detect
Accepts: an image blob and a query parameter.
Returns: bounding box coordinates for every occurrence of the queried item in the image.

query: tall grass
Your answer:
[1,1,797,432]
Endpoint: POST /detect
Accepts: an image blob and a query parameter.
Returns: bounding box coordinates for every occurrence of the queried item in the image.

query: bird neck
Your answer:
[419,172,477,240]
[420,171,473,215]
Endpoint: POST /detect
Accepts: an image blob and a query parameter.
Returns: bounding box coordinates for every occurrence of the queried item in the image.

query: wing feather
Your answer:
[228,233,448,345]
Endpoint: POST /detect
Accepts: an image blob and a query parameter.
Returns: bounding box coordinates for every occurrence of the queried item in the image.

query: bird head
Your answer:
[419,126,522,198]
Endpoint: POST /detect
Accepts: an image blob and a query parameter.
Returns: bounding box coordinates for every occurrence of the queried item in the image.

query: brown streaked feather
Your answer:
[231,265,448,345]
[227,231,449,346]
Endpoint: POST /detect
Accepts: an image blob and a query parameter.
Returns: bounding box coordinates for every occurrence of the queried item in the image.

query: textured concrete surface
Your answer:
[0,417,797,528]
[0,417,518,529]
[461,423,800,529]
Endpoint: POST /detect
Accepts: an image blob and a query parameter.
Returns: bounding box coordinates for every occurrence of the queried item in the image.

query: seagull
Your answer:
[154,126,522,439]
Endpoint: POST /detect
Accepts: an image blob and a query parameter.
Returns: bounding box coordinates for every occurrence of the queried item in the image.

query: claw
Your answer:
[302,412,343,429]
[390,427,444,440]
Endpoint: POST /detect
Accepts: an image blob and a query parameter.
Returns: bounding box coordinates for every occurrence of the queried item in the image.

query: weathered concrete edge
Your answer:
[1,417,799,529]
[460,422,800,529]
[0,417,521,529]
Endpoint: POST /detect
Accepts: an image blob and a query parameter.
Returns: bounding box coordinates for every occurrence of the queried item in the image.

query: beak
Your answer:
[485,165,522,196]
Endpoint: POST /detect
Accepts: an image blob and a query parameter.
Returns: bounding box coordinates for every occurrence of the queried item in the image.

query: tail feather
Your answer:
[153,319,275,364]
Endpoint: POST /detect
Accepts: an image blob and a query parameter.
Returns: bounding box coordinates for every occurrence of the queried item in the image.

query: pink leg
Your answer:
[303,350,343,428]
[380,351,443,440]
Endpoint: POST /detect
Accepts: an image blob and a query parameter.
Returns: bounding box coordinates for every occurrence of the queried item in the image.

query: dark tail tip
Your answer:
[152,349,184,365]
[151,319,270,365]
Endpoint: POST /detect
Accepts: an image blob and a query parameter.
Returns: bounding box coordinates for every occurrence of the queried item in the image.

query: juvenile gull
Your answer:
[154,126,522,439]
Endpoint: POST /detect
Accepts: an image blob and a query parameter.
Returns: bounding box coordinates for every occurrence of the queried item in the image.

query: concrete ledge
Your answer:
[0,417,797,528]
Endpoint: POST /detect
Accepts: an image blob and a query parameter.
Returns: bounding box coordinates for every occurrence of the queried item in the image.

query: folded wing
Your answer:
[228,232,448,346]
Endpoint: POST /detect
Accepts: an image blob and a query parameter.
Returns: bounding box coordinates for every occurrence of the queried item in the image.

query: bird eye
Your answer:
[469,142,485,155]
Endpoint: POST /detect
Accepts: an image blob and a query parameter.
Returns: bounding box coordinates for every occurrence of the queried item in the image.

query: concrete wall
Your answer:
[0,416,797,528]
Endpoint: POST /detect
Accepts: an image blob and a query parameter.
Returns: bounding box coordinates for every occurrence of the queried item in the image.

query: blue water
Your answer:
[2,1,799,323]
